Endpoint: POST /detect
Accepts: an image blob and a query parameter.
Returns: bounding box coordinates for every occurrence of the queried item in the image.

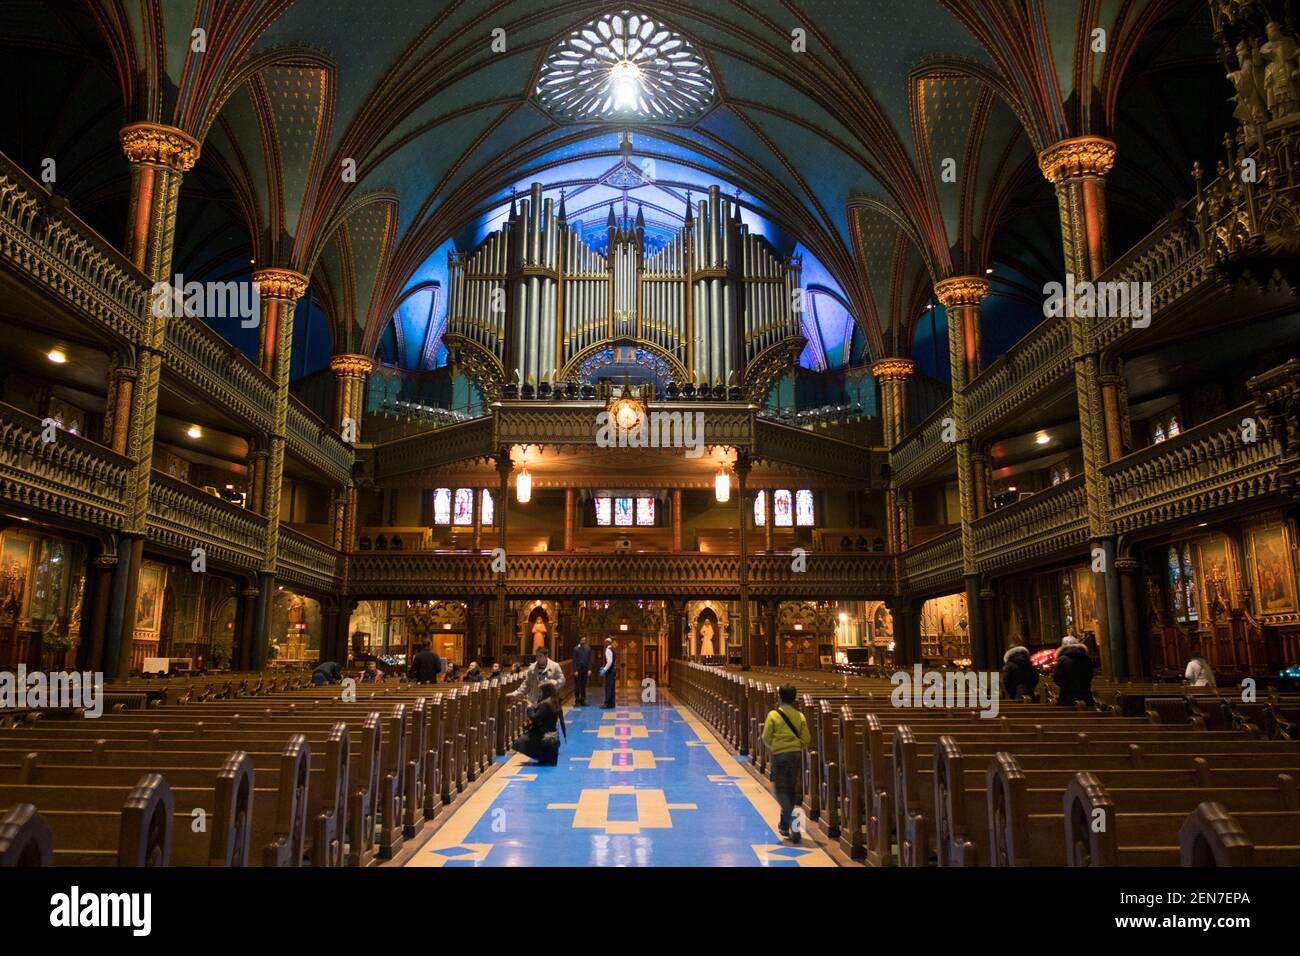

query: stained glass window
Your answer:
[614,497,634,526]
[481,490,494,526]
[595,496,612,526]
[795,490,815,526]
[1166,543,1199,624]
[636,497,655,526]
[773,489,793,527]
[433,488,451,525]
[754,490,766,526]
[1183,543,1198,622]
[453,488,474,525]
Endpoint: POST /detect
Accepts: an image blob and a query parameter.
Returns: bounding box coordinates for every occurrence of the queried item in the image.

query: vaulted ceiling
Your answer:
[1,0,1230,381]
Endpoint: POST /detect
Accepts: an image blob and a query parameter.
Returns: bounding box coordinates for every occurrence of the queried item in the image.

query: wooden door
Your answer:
[643,641,660,689]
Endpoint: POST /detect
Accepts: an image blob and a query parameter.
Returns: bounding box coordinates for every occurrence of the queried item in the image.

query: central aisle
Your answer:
[405,692,836,867]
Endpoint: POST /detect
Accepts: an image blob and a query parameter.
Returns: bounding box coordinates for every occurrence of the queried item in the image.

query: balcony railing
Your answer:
[146,472,268,572]
[346,551,895,599]
[965,314,1073,436]
[0,153,150,344]
[0,402,131,531]
[1104,405,1282,536]
[163,312,275,434]
[891,401,954,486]
[972,475,1088,575]
[901,527,962,595]
[277,525,342,594]
[286,398,353,485]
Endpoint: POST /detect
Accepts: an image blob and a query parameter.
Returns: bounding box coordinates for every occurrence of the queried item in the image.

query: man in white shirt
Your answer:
[600,637,617,708]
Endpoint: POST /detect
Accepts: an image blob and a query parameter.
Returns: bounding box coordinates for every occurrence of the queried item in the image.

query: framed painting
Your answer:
[0,533,33,620]
[1246,521,1296,616]
[134,564,164,632]
[1195,534,1235,618]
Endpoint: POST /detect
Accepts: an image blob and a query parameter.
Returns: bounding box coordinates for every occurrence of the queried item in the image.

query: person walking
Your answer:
[600,637,617,709]
[572,636,592,706]
[761,684,811,842]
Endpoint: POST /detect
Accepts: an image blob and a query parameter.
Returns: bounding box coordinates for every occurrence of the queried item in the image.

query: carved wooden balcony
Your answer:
[163,310,275,434]
[964,315,1072,436]
[1104,405,1283,536]
[890,402,954,487]
[286,398,354,486]
[0,402,131,531]
[972,475,1088,575]
[345,550,895,599]
[0,153,149,344]
[146,471,269,573]
[278,525,343,593]
[901,527,962,596]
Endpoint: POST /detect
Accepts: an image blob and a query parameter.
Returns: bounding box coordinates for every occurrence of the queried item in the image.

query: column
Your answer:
[251,267,311,670]
[236,585,260,671]
[672,489,683,552]
[971,449,990,519]
[563,488,574,551]
[1039,136,1127,677]
[467,599,486,661]
[934,275,991,670]
[763,600,779,668]
[473,488,484,552]
[763,488,775,553]
[84,554,117,672]
[874,358,914,555]
[493,448,511,661]
[329,354,373,441]
[1116,557,1144,679]
[105,123,199,681]
[734,452,751,668]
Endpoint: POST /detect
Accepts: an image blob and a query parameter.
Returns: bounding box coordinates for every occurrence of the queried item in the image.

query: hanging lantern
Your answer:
[516,468,532,503]
[714,466,731,503]
[609,393,645,432]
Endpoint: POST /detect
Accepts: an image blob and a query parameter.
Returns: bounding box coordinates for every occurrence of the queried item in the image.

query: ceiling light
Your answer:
[1035,433,1050,445]
[47,349,67,364]
[516,468,532,504]
[985,268,994,275]
[187,426,202,439]
[714,467,731,503]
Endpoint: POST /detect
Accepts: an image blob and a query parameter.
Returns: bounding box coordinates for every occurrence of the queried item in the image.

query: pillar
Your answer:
[763,600,779,668]
[103,123,199,680]
[473,488,485,552]
[763,488,775,553]
[874,358,915,554]
[493,448,511,661]
[1039,136,1128,678]
[84,554,117,672]
[1116,557,1144,679]
[329,354,373,441]
[563,488,574,551]
[971,449,990,519]
[672,489,683,552]
[934,275,991,670]
[735,452,751,668]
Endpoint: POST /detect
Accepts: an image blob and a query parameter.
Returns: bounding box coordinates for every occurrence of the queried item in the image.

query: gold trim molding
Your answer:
[119,123,200,171]
[253,267,310,301]
[870,357,915,380]
[1038,136,1117,184]
[330,353,375,378]
[934,276,990,308]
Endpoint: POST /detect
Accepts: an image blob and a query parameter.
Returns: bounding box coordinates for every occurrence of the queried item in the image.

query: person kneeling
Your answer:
[512,681,565,766]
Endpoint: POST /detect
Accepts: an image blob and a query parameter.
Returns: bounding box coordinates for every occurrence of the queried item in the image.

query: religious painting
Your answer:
[1246,521,1296,615]
[134,565,164,633]
[1070,567,1097,637]
[0,534,32,621]
[1195,534,1234,619]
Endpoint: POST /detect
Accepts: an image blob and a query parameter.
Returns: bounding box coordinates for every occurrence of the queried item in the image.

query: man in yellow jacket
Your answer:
[760,684,812,842]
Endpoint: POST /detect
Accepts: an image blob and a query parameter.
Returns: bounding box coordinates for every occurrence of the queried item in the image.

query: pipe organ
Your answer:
[444,182,804,393]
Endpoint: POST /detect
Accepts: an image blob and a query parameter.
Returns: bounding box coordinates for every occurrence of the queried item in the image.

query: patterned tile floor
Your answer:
[404,692,836,867]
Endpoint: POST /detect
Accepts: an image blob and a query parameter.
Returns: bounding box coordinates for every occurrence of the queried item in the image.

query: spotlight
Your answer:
[47,349,67,364]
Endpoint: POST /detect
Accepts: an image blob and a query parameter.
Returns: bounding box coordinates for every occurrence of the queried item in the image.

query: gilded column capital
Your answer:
[1114,557,1140,573]
[934,276,990,308]
[870,357,915,381]
[253,267,310,301]
[119,123,200,171]
[1038,136,1117,184]
[330,353,375,378]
